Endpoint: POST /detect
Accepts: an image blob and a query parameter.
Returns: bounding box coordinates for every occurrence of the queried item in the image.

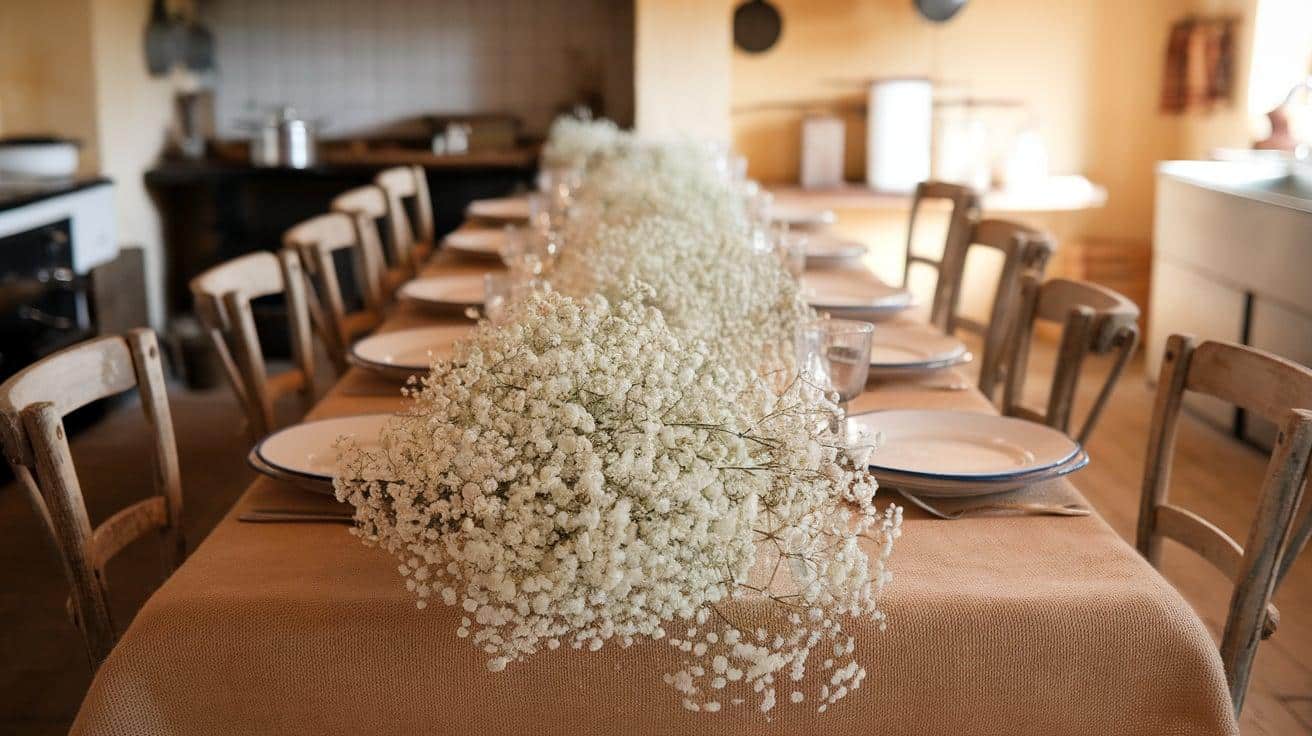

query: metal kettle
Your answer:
[246,107,319,169]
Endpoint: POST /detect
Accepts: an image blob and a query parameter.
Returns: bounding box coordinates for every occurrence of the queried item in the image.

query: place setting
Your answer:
[796,315,1089,519]
[247,412,392,498]
[801,269,916,320]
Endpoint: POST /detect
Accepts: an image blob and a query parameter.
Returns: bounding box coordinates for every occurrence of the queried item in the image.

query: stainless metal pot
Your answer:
[244,107,318,169]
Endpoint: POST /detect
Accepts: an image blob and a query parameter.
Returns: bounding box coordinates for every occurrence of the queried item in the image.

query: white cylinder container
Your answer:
[866,78,933,193]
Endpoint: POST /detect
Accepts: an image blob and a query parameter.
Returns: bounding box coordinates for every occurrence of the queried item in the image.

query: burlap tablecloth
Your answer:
[70,255,1237,736]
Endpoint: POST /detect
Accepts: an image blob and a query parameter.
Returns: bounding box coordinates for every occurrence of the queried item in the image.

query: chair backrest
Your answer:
[903,180,980,332]
[190,251,317,439]
[1136,334,1312,715]
[374,165,434,271]
[950,218,1055,399]
[331,185,400,303]
[284,212,382,373]
[0,329,183,666]
[1002,276,1141,443]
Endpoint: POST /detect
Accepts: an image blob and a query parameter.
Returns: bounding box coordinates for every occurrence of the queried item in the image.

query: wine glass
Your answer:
[483,272,542,323]
[795,318,874,439]
[500,225,552,277]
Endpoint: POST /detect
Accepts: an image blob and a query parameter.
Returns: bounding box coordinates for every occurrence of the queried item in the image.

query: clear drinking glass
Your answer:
[795,318,874,438]
[483,273,543,323]
[536,165,581,211]
[500,225,552,277]
[774,226,807,279]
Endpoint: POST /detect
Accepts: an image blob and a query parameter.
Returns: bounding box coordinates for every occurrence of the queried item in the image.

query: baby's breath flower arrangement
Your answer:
[335,285,901,715]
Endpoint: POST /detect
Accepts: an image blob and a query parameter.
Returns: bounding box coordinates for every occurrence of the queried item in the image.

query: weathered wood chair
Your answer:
[945,219,1055,399]
[1136,334,1312,715]
[902,180,980,332]
[284,212,383,373]
[190,250,319,440]
[1001,276,1140,444]
[374,165,435,272]
[0,329,184,666]
[331,184,407,304]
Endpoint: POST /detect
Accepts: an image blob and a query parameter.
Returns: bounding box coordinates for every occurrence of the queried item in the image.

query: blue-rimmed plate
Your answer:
[850,410,1080,480]
[254,414,391,483]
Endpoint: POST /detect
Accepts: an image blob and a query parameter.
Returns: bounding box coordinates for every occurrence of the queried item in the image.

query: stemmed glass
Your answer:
[795,318,874,440]
[483,272,542,324]
[500,225,553,277]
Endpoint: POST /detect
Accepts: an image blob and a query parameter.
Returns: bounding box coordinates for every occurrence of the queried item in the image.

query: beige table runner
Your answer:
[71,254,1237,736]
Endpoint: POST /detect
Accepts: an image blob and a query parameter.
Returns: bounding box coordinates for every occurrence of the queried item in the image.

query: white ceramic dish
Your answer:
[349,325,470,379]
[869,326,967,368]
[869,451,1090,498]
[851,410,1080,479]
[803,273,914,318]
[467,196,529,222]
[804,233,866,264]
[770,204,836,229]
[444,228,506,260]
[255,414,391,482]
[399,273,485,314]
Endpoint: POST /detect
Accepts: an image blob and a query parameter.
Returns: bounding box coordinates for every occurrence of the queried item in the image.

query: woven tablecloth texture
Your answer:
[70,255,1238,736]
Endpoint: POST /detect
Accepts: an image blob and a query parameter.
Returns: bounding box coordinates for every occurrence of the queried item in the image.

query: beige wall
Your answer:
[88,0,182,328]
[0,0,102,174]
[634,0,734,141]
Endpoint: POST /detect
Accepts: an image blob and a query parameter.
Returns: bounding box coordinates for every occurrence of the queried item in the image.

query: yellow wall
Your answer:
[0,0,102,174]
[730,0,1270,238]
[634,0,735,140]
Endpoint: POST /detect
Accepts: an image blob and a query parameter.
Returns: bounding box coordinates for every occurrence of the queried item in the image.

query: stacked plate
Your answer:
[804,233,866,267]
[399,273,485,315]
[349,325,470,380]
[467,196,529,223]
[850,410,1087,497]
[770,204,835,230]
[444,228,506,260]
[868,325,970,376]
[251,413,392,493]
[802,272,914,321]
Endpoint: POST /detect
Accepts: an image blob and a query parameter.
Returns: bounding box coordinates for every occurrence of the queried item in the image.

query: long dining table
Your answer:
[70,240,1238,735]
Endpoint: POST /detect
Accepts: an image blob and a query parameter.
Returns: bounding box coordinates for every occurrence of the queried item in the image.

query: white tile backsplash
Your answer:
[200,0,633,140]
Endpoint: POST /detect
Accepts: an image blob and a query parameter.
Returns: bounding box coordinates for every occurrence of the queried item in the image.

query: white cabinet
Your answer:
[1150,162,1312,442]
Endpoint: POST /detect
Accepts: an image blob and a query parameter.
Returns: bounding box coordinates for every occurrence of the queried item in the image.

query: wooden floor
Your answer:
[0,337,1308,734]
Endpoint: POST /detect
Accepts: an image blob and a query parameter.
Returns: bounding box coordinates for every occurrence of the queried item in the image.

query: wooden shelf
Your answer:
[769,175,1107,214]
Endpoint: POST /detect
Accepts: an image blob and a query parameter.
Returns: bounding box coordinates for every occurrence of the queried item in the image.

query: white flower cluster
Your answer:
[547,123,812,376]
[336,285,900,715]
[336,119,902,717]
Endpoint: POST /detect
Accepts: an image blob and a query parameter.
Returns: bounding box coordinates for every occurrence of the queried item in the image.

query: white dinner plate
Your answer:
[770,204,836,229]
[467,196,529,222]
[805,233,866,265]
[256,414,391,482]
[869,326,967,368]
[444,228,506,260]
[870,451,1090,498]
[851,410,1080,479]
[803,273,914,317]
[349,325,470,379]
[399,273,485,314]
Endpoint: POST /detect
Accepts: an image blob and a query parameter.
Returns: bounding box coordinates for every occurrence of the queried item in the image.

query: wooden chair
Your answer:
[190,251,318,440]
[946,219,1056,399]
[0,329,184,666]
[374,165,435,272]
[902,180,980,332]
[1001,276,1140,444]
[1136,334,1312,715]
[331,184,409,304]
[284,212,383,373]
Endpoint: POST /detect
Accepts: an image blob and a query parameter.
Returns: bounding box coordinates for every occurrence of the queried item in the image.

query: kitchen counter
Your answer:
[769,175,1107,213]
[146,148,536,186]
[0,176,112,214]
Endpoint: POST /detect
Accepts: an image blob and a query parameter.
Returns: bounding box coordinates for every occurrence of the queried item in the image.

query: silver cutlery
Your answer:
[238,508,355,524]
